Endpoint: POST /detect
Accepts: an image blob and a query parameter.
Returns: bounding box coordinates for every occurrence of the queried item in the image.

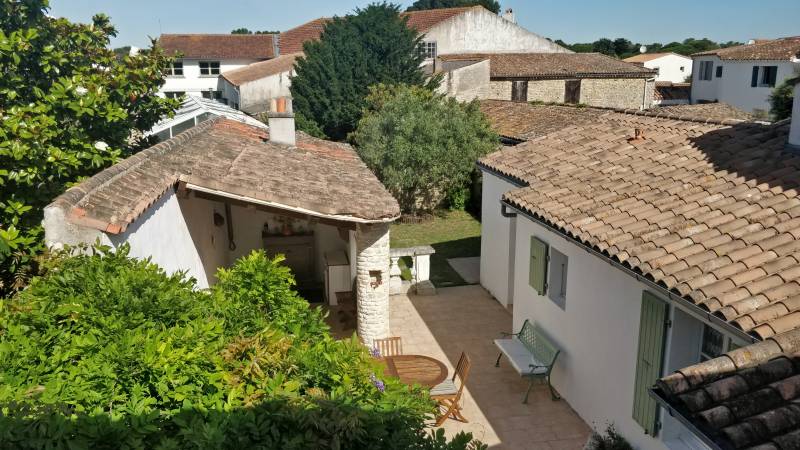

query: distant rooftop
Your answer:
[693,36,800,61]
[158,34,276,60]
[623,52,690,63]
[441,52,656,79]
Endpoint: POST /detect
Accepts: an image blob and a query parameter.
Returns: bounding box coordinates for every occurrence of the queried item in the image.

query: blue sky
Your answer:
[51,0,800,49]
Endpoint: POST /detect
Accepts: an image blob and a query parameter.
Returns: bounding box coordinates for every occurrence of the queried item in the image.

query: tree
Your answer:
[769,77,797,121]
[406,0,500,14]
[351,84,498,214]
[0,0,178,296]
[291,3,431,140]
[613,38,634,57]
[231,27,279,34]
[592,38,616,56]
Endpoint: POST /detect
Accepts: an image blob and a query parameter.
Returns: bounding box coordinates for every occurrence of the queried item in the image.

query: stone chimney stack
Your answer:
[501,8,516,24]
[789,80,800,151]
[268,97,296,147]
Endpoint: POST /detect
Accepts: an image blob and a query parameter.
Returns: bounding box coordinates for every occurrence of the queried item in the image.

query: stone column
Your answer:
[355,222,390,346]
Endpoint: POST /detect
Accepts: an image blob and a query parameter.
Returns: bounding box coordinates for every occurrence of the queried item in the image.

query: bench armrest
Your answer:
[529,363,549,371]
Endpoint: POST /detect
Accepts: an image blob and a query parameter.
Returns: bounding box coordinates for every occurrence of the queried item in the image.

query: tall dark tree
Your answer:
[290,3,431,140]
[406,0,500,14]
[592,38,616,56]
[612,38,634,57]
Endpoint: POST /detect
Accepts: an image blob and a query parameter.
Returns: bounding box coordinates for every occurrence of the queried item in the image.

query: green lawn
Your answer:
[390,210,481,287]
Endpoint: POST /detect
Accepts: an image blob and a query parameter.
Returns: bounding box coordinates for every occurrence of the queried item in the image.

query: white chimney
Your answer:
[268,97,296,147]
[789,81,800,151]
[501,8,515,24]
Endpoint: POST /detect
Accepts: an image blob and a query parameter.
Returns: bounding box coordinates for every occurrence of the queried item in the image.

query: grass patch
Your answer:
[390,210,481,287]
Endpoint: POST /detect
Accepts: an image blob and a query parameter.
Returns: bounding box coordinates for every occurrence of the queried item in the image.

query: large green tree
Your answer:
[351,84,497,213]
[290,3,431,140]
[0,0,178,295]
[406,0,501,14]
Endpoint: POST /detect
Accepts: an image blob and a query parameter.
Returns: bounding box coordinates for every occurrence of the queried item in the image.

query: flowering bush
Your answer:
[0,247,485,449]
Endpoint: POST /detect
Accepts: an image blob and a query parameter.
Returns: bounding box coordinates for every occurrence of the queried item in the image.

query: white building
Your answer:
[479,96,800,449]
[623,52,693,84]
[219,53,300,114]
[159,34,277,101]
[690,36,800,116]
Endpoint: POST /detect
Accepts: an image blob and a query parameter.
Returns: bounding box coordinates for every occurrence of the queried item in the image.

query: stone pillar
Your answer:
[355,223,391,346]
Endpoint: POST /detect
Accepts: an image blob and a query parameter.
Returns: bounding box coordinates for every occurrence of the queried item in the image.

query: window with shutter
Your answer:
[632,291,669,435]
[529,237,548,295]
[751,66,759,87]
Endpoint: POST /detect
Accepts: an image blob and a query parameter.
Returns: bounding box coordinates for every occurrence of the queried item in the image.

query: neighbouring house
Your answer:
[691,36,800,116]
[158,34,277,101]
[219,53,301,114]
[43,99,400,346]
[653,82,691,106]
[624,52,693,84]
[477,83,800,449]
[146,95,268,142]
[438,52,657,109]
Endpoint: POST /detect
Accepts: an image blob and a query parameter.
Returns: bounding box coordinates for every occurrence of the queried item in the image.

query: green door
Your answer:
[632,291,669,435]
[529,237,548,295]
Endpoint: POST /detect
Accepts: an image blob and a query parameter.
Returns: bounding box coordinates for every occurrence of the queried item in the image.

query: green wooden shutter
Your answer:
[529,237,548,295]
[632,291,669,435]
[751,66,759,87]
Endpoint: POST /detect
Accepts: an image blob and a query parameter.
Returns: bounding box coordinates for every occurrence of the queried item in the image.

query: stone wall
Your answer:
[438,59,490,102]
[528,80,566,103]
[355,223,391,345]
[580,78,649,110]
[487,80,512,100]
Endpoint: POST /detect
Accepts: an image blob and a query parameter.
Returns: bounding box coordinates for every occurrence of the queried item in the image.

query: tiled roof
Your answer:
[654,103,755,122]
[279,18,330,54]
[479,100,604,141]
[278,6,482,55]
[221,53,301,86]
[693,37,800,61]
[479,110,800,341]
[656,329,800,449]
[440,53,656,79]
[159,34,276,59]
[50,118,399,233]
[623,52,688,63]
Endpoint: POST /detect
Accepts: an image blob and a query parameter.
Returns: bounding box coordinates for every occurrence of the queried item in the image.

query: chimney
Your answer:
[501,8,515,24]
[788,80,800,151]
[268,97,296,146]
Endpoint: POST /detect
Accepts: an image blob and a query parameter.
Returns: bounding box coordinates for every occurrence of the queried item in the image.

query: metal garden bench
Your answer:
[494,319,561,403]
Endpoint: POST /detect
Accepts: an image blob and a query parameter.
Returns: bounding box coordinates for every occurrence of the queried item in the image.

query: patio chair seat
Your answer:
[430,379,457,396]
[493,339,548,375]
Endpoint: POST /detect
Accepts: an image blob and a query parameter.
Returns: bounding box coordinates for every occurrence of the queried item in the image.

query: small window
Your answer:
[548,248,568,310]
[167,61,183,76]
[164,91,184,99]
[201,90,224,100]
[418,41,437,60]
[715,66,723,78]
[760,66,778,87]
[199,61,221,75]
[700,324,724,361]
[698,61,713,81]
[679,66,685,72]
[653,66,660,75]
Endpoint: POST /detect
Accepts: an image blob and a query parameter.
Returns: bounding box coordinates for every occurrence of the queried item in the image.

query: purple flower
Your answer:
[370,373,385,393]
[370,346,381,358]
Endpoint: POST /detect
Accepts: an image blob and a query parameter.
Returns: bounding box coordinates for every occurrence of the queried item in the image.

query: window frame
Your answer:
[419,41,437,60]
[699,324,745,362]
[715,66,723,78]
[199,61,221,76]
[164,91,185,99]
[758,66,778,87]
[167,60,184,77]
[698,61,714,81]
[547,248,568,309]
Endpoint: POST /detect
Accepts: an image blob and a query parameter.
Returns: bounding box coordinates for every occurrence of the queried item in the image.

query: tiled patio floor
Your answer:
[389,285,591,450]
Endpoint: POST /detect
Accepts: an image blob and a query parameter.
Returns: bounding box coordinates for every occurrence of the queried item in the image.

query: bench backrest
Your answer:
[517,320,560,368]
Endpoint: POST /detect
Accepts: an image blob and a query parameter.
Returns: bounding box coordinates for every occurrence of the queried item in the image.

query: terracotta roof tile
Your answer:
[441,52,655,79]
[221,53,301,86]
[694,36,800,61]
[159,34,275,59]
[654,103,756,122]
[49,118,399,232]
[479,100,605,141]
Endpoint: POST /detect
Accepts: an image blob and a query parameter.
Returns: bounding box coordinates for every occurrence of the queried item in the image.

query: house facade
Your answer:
[43,99,400,346]
[624,52,693,84]
[219,53,300,114]
[439,53,657,109]
[158,34,277,101]
[690,36,800,116]
[478,98,799,449]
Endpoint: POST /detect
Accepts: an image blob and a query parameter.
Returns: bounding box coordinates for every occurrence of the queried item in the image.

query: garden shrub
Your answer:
[585,423,633,450]
[0,246,485,449]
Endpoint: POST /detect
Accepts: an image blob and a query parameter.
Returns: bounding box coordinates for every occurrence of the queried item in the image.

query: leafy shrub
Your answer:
[0,246,484,449]
[585,424,633,450]
[769,76,797,121]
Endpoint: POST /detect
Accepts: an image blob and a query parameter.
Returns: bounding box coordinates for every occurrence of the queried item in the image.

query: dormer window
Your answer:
[167,61,183,77]
[419,41,437,60]
[200,61,221,76]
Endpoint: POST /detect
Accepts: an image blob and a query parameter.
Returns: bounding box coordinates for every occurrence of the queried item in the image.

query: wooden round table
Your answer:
[382,355,448,388]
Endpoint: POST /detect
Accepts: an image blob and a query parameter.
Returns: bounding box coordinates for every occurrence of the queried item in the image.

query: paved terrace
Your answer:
[389,286,590,450]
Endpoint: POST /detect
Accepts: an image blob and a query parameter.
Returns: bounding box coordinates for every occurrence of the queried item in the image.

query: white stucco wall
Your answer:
[161,58,261,97]
[238,70,294,114]
[437,59,491,101]
[479,171,521,306]
[691,56,798,114]
[423,8,570,56]
[642,54,692,84]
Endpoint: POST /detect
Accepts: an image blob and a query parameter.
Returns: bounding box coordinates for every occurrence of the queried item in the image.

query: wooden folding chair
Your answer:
[374,336,403,357]
[430,352,471,426]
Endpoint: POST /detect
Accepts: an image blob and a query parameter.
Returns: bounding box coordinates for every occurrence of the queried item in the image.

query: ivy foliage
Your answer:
[0,0,178,296]
[290,2,433,140]
[0,247,486,449]
[351,84,498,213]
